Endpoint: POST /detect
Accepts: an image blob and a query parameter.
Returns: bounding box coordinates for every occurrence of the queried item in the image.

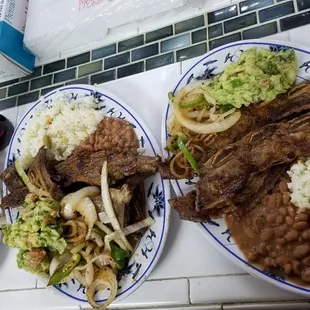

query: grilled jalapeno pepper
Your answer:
[48,253,81,286]
[220,104,234,114]
[180,94,205,109]
[165,136,187,152]
[111,244,128,270]
[177,137,199,173]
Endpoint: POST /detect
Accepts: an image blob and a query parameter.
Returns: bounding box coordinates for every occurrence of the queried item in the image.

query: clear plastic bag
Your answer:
[24,0,187,57]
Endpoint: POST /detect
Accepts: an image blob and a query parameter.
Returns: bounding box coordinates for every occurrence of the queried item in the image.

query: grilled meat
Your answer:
[127,181,147,249]
[161,83,310,179]
[196,112,310,211]
[0,164,24,192]
[92,184,132,228]
[1,187,29,209]
[91,175,147,248]
[28,148,63,201]
[158,160,176,180]
[169,191,233,222]
[56,150,159,186]
[1,148,63,208]
[196,84,310,157]
[170,166,286,222]
[91,196,103,213]
[110,184,132,227]
[232,165,287,213]
[121,173,153,192]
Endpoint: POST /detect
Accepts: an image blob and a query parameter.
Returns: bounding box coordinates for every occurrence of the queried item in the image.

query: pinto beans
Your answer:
[295,213,309,222]
[261,228,274,241]
[284,230,299,242]
[302,268,310,282]
[293,221,309,231]
[293,244,310,259]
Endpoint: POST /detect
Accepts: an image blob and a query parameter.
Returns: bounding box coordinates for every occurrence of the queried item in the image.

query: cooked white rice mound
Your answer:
[287,158,310,209]
[20,94,103,169]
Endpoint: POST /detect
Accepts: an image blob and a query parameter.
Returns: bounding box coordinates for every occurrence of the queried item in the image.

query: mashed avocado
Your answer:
[17,249,50,274]
[202,47,297,108]
[2,196,67,254]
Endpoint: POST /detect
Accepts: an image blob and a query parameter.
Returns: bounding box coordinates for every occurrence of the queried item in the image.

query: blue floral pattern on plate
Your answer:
[161,40,310,296]
[4,85,171,304]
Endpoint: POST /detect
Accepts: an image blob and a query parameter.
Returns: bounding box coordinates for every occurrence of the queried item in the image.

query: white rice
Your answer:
[287,158,310,209]
[20,94,103,169]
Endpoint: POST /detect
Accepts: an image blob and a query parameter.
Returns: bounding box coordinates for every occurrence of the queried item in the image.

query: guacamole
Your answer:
[202,47,297,108]
[17,249,50,274]
[2,196,67,255]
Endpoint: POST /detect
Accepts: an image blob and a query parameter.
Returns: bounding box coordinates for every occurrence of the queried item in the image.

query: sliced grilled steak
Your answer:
[162,83,310,179]
[0,164,24,192]
[56,150,159,186]
[28,148,63,201]
[127,181,147,249]
[110,184,132,228]
[1,187,29,209]
[92,184,133,228]
[170,166,285,221]
[196,112,310,211]
[169,191,234,222]
[232,165,286,214]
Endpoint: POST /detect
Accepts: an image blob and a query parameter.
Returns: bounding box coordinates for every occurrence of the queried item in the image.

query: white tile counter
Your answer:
[1,31,310,310]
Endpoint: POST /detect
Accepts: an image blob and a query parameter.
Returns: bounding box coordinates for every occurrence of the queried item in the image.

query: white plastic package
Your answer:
[0,0,35,82]
[24,0,187,57]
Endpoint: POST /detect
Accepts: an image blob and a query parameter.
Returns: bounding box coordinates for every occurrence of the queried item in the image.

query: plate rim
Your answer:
[4,84,171,304]
[161,39,310,296]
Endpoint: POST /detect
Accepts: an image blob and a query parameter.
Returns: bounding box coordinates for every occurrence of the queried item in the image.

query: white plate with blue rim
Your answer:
[161,39,310,296]
[4,85,171,305]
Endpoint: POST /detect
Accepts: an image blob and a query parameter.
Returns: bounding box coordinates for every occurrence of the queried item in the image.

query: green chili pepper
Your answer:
[165,142,178,152]
[180,94,205,109]
[171,140,179,150]
[231,79,242,88]
[220,104,234,114]
[168,92,174,100]
[177,137,199,173]
[48,254,81,286]
[111,244,128,270]
[165,136,188,152]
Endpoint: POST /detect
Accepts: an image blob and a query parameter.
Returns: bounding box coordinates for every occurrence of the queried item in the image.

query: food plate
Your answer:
[4,85,171,304]
[162,39,310,296]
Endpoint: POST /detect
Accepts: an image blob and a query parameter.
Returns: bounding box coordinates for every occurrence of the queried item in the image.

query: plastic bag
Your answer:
[24,0,187,57]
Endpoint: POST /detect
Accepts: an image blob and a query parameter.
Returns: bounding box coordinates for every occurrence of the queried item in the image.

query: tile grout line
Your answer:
[146,273,249,282]
[187,278,191,305]
[0,287,45,293]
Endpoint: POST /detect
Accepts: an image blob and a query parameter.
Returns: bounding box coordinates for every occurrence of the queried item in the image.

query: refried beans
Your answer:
[226,176,310,285]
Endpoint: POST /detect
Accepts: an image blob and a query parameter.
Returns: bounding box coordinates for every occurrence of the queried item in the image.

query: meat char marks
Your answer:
[161,83,310,179]
[28,148,63,201]
[197,112,310,210]
[0,164,24,192]
[172,112,310,221]
[170,165,285,222]
[0,148,63,209]
[55,150,159,187]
